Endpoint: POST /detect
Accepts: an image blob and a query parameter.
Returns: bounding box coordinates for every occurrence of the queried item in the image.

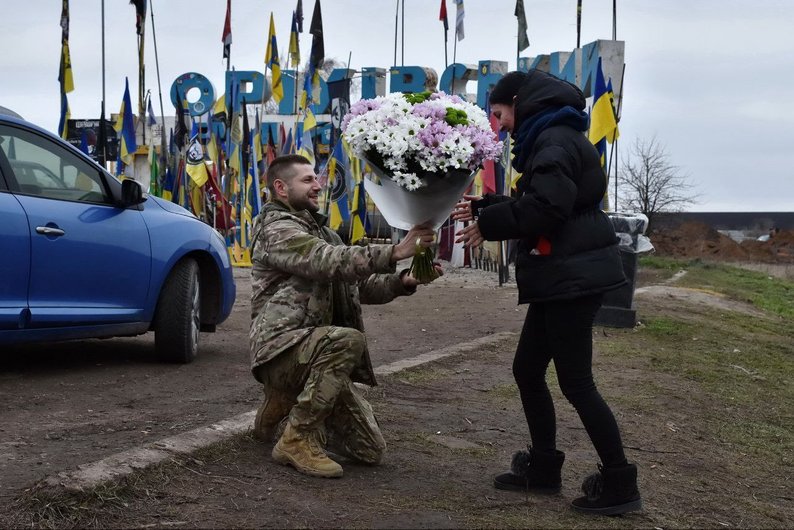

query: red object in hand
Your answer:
[536,236,552,256]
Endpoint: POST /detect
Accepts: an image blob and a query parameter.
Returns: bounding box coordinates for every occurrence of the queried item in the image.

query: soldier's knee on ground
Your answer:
[328,428,386,465]
[353,435,386,465]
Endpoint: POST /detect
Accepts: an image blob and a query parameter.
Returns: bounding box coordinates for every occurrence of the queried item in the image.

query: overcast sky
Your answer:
[1,0,792,212]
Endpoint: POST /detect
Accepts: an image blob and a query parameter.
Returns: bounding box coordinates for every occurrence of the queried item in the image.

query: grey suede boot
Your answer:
[493,447,565,493]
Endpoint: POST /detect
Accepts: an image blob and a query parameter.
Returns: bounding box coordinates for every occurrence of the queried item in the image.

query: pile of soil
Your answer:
[649,221,794,263]
[739,230,794,262]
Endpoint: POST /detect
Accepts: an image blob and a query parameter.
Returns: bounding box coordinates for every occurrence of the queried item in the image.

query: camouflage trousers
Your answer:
[254,326,386,465]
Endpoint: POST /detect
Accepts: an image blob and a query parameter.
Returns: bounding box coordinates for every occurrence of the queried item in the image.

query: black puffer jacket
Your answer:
[475,71,626,303]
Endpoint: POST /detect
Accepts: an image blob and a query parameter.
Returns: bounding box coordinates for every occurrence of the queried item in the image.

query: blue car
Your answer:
[0,112,235,363]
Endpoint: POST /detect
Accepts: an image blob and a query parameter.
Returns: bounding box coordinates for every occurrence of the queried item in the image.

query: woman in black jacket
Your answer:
[453,70,641,515]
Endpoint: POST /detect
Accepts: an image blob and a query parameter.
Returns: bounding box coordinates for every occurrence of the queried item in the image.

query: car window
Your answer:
[10,160,66,189]
[0,126,110,204]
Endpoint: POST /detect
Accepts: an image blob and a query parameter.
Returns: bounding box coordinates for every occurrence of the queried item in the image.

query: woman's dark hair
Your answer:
[489,71,531,105]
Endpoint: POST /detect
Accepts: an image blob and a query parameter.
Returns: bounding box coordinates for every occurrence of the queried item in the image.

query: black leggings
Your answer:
[513,293,627,467]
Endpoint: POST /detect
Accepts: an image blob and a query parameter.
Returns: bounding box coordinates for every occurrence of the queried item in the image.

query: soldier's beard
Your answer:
[286,188,319,213]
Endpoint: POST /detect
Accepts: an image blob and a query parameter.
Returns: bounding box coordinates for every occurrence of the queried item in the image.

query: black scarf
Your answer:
[512,106,589,172]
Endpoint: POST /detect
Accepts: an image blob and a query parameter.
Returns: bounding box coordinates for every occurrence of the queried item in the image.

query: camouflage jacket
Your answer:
[250,200,413,386]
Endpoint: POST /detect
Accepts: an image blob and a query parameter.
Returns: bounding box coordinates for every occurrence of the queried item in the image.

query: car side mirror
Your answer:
[121,178,146,206]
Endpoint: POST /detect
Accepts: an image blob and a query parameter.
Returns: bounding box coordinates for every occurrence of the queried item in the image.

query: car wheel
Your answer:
[154,258,201,363]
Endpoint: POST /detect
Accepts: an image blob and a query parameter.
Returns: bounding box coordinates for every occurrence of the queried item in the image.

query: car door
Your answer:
[0,145,31,329]
[0,123,152,327]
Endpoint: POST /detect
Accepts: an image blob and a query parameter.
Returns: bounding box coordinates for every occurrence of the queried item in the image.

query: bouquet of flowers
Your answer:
[341,91,502,281]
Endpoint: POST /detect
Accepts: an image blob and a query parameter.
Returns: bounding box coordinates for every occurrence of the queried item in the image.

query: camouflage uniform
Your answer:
[250,200,414,463]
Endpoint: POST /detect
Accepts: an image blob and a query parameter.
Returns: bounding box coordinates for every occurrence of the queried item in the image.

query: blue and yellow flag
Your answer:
[588,57,618,147]
[588,57,618,209]
[303,108,317,132]
[265,13,283,103]
[185,134,209,187]
[162,166,175,202]
[114,77,138,166]
[327,141,350,231]
[350,179,370,244]
[289,10,300,68]
[58,0,73,139]
[298,0,324,118]
[297,127,315,168]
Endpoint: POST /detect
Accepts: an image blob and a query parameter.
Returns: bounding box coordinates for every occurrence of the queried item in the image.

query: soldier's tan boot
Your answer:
[272,423,343,478]
[253,391,295,442]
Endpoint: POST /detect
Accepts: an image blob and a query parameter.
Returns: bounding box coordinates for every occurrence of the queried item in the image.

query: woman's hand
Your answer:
[450,194,482,222]
[455,221,484,249]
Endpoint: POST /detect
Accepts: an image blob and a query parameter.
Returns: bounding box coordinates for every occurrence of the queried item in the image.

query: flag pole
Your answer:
[99,0,107,167]
[615,64,626,127]
[610,138,619,211]
[453,26,458,64]
[149,0,165,131]
[516,32,520,72]
[293,70,299,123]
[442,0,448,68]
[401,0,405,66]
[608,63,626,211]
[347,175,355,243]
[444,32,448,69]
[612,0,617,40]
[393,0,399,66]
[136,1,146,145]
[576,0,582,49]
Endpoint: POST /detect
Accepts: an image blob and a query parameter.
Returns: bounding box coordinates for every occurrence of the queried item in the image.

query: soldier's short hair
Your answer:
[267,154,313,196]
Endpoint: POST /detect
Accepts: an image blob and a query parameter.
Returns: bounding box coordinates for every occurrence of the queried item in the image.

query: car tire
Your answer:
[154,258,201,363]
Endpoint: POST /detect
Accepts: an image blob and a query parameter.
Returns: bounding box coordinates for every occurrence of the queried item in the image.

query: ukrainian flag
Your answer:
[327,141,350,231]
[351,179,370,244]
[114,77,137,166]
[265,13,283,103]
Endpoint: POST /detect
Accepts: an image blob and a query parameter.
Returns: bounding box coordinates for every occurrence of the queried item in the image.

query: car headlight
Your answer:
[211,228,226,245]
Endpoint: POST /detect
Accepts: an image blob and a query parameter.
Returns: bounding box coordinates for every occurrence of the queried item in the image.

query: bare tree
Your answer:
[618,136,699,230]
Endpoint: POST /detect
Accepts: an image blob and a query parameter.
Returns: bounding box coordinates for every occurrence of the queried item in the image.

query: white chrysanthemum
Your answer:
[404,174,424,191]
[341,91,502,191]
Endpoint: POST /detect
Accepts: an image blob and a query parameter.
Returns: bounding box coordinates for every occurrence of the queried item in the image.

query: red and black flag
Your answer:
[130,0,146,35]
[439,0,448,32]
[222,0,232,60]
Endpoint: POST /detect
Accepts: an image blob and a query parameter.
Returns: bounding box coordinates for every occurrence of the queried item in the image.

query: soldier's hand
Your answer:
[401,262,443,288]
[392,225,435,262]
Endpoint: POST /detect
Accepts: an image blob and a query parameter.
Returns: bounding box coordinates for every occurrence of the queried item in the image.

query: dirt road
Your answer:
[3,260,792,528]
[0,264,523,499]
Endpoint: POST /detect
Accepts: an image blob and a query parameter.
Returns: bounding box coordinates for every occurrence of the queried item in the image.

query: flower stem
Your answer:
[409,243,440,284]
